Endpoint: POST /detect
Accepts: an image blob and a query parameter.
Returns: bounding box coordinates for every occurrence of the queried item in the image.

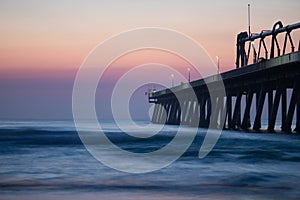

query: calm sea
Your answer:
[0,120,300,200]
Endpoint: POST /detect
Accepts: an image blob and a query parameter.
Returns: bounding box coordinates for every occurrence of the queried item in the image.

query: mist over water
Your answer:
[1,120,300,200]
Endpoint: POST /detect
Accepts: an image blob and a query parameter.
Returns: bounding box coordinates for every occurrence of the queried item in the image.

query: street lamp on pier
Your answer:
[171,74,174,87]
[216,56,220,74]
[187,67,190,82]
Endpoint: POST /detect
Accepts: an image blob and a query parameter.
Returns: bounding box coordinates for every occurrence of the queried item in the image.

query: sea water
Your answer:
[0,120,300,200]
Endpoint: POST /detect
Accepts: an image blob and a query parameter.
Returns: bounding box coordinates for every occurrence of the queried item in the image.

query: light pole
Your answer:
[171,74,174,87]
[216,56,220,74]
[248,4,251,36]
[187,67,190,82]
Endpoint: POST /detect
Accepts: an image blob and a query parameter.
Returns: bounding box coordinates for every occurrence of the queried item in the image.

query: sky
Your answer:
[0,0,299,120]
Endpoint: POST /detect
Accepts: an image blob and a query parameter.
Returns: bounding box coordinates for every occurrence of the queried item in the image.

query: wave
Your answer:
[1,121,300,199]
[1,127,300,161]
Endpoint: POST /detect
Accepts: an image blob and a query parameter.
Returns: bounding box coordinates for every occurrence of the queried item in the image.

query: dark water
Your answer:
[0,120,300,200]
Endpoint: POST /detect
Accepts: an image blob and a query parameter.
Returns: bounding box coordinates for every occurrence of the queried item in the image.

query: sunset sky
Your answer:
[0,0,299,120]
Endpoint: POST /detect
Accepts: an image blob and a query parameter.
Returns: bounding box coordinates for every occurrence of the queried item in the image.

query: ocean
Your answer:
[0,120,300,200]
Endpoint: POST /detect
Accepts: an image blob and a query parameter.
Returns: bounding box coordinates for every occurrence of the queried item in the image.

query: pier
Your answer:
[148,21,300,133]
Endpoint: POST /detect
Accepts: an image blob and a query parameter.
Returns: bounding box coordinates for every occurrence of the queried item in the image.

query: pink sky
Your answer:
[0,0,299,119]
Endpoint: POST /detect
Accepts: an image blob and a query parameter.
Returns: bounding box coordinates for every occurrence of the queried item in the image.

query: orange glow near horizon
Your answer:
[102,49,201,84]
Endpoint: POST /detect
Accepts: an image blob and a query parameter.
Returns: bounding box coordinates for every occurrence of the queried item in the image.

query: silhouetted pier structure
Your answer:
[148,21,300,133]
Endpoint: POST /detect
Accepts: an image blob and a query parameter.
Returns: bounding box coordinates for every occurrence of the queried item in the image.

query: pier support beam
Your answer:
[151,103,158,123]
[268,83,282,132]
[281,87,287,130]
[268,90,273,126]
[241,89,254,130]
[191,100,200,126]
[212,96,223,129]
[165,101,171,124]
[296,89,300,133]
[256,93,262,128]
[218,96,225,129]
[231,92,242,129]
[254,87,266,131]
[199,97,207,127]
[156,102,162,124]
[186,99,194,125]
[160,101,168,124]
[180,99,188,123]
[167,99,175,124]
[175,100,180,124]
[220,97,227,129]
[226,96,232,129]
[206,97,212,127]
[283,80,299,132]
[155,102,162,123]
